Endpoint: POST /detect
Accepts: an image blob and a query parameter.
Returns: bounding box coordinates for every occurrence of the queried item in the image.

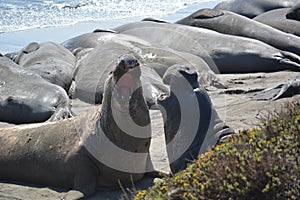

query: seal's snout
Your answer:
[117,54,140,72]
[113,54,141,103]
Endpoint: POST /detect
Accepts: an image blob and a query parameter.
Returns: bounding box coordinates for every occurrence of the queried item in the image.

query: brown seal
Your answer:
[0,54,151,199]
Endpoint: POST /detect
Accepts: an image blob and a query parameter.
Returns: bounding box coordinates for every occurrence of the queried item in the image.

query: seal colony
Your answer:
[1,0,300,198]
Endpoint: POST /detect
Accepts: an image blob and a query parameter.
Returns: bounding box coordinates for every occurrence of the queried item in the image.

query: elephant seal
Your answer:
[286,3,300,20]
[15,42,75,91]
[157,64,233,173]
[62,29,148,53]
[0,55,73,124]
[0,54,152,199]
[251,75,300,100]
[254,8,300,37]
[63,30,224,90]
[115,21,300,73]
[69,33,224,104]
[214,0,299,18]
[176,8,300,56]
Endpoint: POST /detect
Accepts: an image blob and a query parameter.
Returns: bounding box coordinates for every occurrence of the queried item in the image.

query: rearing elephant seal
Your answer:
[0,54,152,199]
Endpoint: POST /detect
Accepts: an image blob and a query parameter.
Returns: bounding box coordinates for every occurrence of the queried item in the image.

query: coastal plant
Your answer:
[133,101,300,199]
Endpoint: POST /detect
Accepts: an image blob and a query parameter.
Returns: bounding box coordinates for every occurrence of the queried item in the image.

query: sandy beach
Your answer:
[0,0,299,199]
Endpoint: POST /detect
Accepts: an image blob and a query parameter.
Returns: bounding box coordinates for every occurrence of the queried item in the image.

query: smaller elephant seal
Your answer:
[176,8,300,56]
[0,55,73,124]
[214,0,299,18]
[254,8,300,37]
[286,3,300,20]
[157,64,233,174]
[250,75,300,100]
[15,42,75,91]
[115,21,300,73]
[0,54,152,199]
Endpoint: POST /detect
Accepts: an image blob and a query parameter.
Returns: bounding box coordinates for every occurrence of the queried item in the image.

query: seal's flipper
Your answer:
[14,42,40,64]
[277,51,300,72]
[142,17,168,23]
[251,76,300,101]
[286,3,300,21]
[23,42,40,54]
[192,9,224,19]
[93,28,116,33]
[48,104,75,121]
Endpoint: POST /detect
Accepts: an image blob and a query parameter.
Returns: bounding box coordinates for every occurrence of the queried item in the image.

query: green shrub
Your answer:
[134,101,300,200]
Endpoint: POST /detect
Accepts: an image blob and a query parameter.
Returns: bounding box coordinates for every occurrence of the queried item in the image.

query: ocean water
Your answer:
[0,0,217,33]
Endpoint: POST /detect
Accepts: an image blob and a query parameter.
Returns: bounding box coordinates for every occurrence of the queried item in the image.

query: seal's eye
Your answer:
[126,59,139,68]
[118,60,126,71]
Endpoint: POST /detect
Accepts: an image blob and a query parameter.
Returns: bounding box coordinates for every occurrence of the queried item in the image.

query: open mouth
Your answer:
[115,72,135,102]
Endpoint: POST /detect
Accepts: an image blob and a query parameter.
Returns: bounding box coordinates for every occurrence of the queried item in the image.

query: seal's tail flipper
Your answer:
[278,51,300,72]
[250,76,300,101]
[48,105,75,122]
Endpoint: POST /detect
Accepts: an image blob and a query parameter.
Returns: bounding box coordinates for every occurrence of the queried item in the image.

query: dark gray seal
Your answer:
[157,64,233,174]
[69,33,224,104]
[254,8,300,37]
[176,8,300,56]
[0,54,152,199]
[115,21,300,73]
[251,75,300,100]
[214,0,299,18]
[0,55,73,124]
[15,42,75,91]
[286,3,300,20]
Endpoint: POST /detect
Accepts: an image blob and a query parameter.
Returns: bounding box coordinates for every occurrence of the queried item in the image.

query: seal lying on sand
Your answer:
[70,34,224,104]
[115,21,300,73]
[176,8,300,56]
[63,30,224,89]
[214,0,299,18]
[254,8,300,37]
[15,42,75,91]
[157,65,233,173]
[0,54,152,199]
[0,55,73,124]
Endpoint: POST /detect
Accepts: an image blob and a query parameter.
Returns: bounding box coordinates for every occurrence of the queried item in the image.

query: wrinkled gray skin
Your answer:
[254,8,300,37]
[0,55,152,199]
[157,65,233,174]
[68,32,224,104]
[251,75,300,100]
[63,30,225,90]
[214,0,300,18]
[115,21,300,73]
[176,8,300,56]
[0,55,73,124]
[15,42,75,91]
[286,3,300,20]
